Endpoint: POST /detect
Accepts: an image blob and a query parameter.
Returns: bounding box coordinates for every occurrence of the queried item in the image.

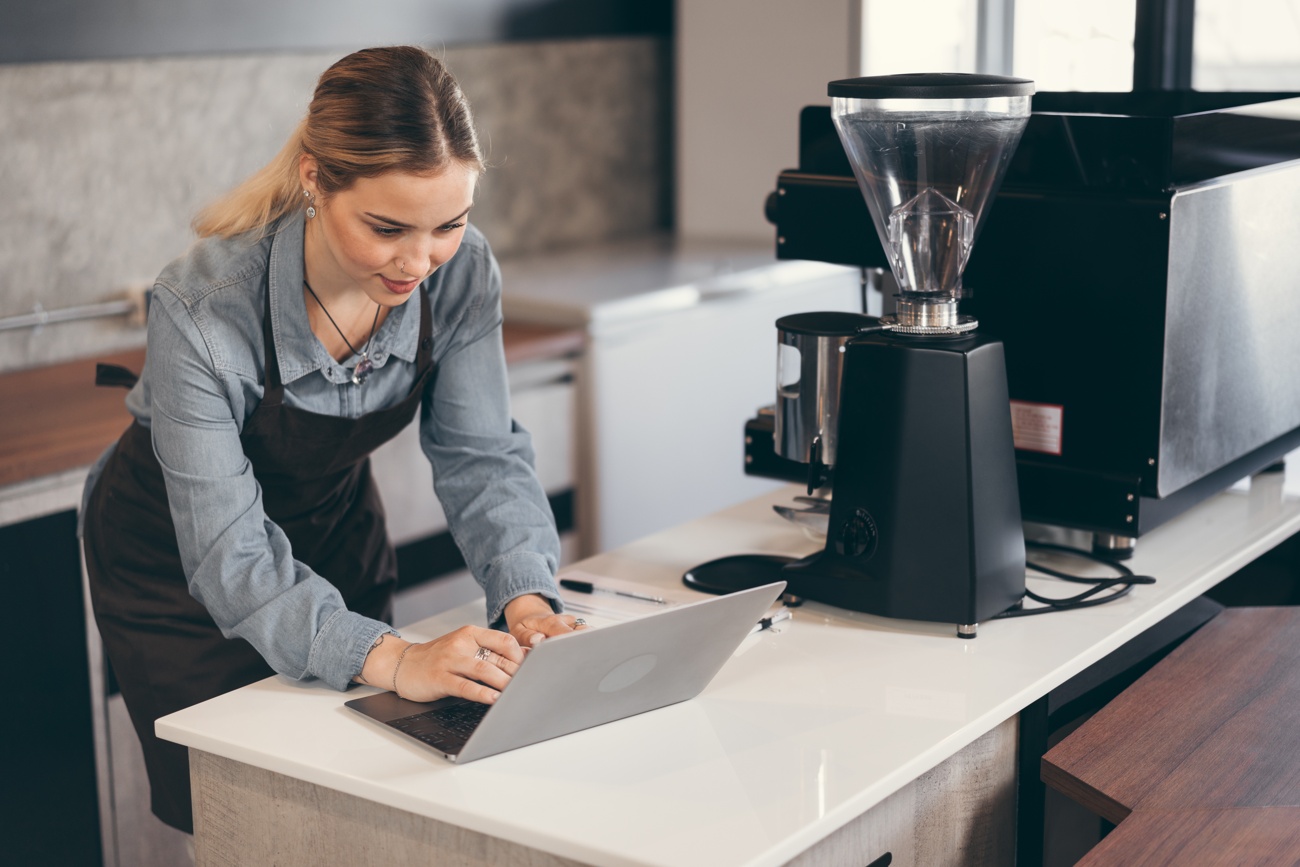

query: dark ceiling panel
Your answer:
[0,0,673,64]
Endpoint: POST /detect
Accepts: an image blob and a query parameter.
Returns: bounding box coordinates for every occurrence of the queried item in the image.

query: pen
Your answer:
[750,607,792,634]
[560,578,666,604]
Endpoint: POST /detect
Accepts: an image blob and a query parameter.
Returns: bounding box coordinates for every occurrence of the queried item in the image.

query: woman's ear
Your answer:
[298,153,319,195]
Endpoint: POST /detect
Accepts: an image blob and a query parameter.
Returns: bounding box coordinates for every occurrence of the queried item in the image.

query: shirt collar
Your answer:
[266,212,421,385]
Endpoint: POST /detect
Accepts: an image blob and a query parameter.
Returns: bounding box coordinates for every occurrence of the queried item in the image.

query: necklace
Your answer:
[303,280,381,385]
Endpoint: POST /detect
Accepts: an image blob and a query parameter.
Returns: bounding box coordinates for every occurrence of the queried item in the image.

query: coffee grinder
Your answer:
[787,73,1035,637]
[702,74,1035,638]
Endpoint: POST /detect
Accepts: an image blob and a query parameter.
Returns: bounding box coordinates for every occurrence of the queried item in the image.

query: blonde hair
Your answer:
[194,46,483,239]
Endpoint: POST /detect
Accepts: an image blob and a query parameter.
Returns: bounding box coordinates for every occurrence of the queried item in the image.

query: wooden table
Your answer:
[1042,607,1300,865]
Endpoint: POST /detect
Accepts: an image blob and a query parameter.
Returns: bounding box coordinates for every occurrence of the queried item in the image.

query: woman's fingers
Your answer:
[510,613,591,649]
[423,654,509,703]
[392,626,526,704]
[473,626,526,664]
[511,621,546,648]
[540,614,588,635]
[478,649,520,677]
[393,618,599,706]
[451,675,501,705]
[468,661,511,693]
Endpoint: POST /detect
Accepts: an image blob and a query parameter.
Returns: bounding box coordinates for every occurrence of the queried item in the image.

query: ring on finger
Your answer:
[573,617,587,627]
[474,646,492,662]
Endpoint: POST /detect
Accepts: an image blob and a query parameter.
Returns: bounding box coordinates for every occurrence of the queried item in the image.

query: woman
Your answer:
[82,46,578,834]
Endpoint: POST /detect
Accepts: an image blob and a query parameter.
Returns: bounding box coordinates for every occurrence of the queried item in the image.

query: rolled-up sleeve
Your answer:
[147,289,391,690]
[418,246,563,626]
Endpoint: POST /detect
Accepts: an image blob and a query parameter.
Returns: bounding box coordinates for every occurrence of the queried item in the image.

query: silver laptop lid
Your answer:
[457,581,784,762]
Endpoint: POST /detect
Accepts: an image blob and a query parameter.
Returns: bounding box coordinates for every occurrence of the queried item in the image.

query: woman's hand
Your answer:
[505,593,588,648]
[357,626,526,704]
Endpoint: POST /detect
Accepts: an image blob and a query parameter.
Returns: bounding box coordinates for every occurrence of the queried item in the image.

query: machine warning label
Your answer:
[1009,400,1063,456]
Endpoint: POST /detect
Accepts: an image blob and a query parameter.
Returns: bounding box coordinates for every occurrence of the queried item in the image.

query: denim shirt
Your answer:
[81,212,562,691]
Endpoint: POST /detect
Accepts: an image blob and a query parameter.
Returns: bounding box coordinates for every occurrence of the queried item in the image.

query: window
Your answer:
[1012,0,1135,91]
[859,0,979,75]
[1194,0,1300,89]
[855,1,1300,93]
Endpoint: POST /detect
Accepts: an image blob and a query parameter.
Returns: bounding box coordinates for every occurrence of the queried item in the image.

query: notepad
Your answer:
[556,570,694,626]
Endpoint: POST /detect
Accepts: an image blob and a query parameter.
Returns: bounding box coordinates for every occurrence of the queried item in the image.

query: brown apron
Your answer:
[85,283,434,833]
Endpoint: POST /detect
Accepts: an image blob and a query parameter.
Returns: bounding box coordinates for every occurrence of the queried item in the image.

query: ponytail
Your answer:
[192,119,307,239]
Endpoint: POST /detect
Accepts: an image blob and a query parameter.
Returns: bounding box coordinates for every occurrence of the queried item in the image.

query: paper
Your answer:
[557,570,692,628]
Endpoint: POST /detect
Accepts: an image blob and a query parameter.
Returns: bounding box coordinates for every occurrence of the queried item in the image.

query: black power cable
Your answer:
[993,540,1157,619]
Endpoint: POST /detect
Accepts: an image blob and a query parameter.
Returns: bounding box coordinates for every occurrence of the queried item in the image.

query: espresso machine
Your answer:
[765,88,1300,560]
[698,74,1036,637]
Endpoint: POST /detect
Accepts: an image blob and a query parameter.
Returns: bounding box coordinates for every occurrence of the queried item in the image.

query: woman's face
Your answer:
[301,159,479,308]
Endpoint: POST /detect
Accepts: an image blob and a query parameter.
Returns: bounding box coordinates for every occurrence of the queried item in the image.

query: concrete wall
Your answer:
[0,37,671,373]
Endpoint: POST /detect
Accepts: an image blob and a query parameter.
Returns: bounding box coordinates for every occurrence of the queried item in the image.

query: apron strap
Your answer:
[259,276,286,408]
[415,283,433,372]
[95,363,140,389]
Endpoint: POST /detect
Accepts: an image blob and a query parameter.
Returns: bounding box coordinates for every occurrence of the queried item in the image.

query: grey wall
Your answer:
[0,37,671,373]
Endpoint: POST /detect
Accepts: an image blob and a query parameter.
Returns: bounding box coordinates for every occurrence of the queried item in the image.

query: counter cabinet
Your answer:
[2,508,103,867]
[187,718,1017,867]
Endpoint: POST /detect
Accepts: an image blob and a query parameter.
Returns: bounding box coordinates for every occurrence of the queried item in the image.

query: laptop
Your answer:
[345,581,785,763]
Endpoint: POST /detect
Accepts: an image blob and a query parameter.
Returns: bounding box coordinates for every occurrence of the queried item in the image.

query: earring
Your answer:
[303,189,316,219]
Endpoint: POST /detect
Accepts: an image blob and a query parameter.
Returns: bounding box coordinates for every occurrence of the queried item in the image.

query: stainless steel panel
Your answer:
[775,327,855,466]
[1159,159,1300,496]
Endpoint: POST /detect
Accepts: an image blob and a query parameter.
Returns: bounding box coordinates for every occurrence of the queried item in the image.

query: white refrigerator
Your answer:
[500,237,864,555]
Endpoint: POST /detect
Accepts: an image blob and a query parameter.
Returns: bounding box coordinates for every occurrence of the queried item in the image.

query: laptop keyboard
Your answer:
[386,700,491,754]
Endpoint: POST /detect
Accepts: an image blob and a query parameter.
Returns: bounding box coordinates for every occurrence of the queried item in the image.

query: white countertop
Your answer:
[497,234,854,328]
[158,463,1300,867]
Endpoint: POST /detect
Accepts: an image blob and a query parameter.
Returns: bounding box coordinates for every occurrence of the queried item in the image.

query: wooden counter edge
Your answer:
[1075,807,1300,867]
[1040,757,1132,826]
[1,323,584,491]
